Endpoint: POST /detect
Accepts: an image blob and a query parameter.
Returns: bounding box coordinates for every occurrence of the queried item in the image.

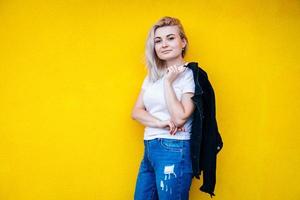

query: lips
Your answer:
[162,50,172,53]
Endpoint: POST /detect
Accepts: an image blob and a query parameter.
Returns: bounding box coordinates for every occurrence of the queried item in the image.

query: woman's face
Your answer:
[154,25,186,61]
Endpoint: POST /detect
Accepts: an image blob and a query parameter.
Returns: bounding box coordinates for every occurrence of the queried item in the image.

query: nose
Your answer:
[162,40,168,47]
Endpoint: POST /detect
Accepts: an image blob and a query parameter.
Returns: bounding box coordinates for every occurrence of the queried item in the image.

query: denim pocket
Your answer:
[159,138,183,152]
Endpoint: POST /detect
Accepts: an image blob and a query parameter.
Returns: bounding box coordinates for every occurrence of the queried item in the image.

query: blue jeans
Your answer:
[134,138,193,200]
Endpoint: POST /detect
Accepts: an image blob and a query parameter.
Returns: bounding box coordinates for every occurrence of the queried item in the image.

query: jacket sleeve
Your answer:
[198,70,223,198]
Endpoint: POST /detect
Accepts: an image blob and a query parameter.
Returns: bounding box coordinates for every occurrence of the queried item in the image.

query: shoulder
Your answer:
[185,67,193,74]
[182,67,194,79]
[141,74,151,90]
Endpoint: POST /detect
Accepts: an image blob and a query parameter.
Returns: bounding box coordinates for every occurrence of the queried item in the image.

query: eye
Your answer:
[154,40,161,43]
[168,37,175,40]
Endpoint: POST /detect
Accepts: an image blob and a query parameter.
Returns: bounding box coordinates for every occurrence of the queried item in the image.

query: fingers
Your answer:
[167,66,174,74]
[167,65,185,74]
[170,126,186,135]
[169,123,185,135]
[178,126,185,132]
[167,126,185,132]
[171,126,178,135]
[166,120,185,135]
[177,65,186,72]
[168,121,175,134]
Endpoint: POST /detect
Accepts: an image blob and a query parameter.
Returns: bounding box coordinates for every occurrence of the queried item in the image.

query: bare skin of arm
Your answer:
[164,65,195,131]
[131,89,185,134]
[164,81,195,127]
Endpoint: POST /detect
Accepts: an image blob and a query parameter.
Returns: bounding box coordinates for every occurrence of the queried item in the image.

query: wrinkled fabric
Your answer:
[185,62,223,198]
[134,138,193,200]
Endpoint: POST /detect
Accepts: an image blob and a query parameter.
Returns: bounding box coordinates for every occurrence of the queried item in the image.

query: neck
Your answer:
[165,57,186,68]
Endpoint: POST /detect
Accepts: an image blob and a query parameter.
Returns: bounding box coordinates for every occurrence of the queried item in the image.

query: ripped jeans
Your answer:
[134,138,193,200]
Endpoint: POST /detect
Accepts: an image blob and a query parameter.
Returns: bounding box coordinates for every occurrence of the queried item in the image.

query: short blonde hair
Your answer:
[145,16,189,82]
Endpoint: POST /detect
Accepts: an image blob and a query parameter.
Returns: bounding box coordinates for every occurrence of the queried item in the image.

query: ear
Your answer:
[182,38,187,49]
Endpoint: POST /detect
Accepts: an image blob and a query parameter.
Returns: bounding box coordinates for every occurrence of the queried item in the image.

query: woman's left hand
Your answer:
[165,64,186,84]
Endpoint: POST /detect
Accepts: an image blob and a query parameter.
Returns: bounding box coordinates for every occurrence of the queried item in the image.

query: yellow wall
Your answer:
[0,0,299,199]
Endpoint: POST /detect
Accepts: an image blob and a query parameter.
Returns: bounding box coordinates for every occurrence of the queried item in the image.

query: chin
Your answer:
[159,54,177,61]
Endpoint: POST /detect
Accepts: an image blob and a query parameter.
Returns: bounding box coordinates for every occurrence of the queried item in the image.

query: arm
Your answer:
[163,80,195,127]
[131,88,185,134]
[131,89,161,128]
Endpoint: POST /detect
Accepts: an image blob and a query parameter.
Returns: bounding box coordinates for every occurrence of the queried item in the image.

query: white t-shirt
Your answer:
[141,67,195,140]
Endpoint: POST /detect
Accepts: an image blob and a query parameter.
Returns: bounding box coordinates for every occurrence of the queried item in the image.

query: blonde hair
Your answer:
[145,16,189,82]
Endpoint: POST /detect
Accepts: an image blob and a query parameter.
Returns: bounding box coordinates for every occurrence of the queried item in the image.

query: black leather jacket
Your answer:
[185,62,223,198]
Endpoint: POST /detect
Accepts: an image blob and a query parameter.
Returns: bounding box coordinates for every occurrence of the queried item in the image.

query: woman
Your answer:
[131,16,196,200]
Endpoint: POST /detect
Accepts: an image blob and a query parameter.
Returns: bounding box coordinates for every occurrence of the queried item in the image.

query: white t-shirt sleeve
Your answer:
[141,75,150,90]
[182,69,195,94]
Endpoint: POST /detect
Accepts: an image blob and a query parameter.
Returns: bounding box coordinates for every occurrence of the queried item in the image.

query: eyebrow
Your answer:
[154,34,175,39]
